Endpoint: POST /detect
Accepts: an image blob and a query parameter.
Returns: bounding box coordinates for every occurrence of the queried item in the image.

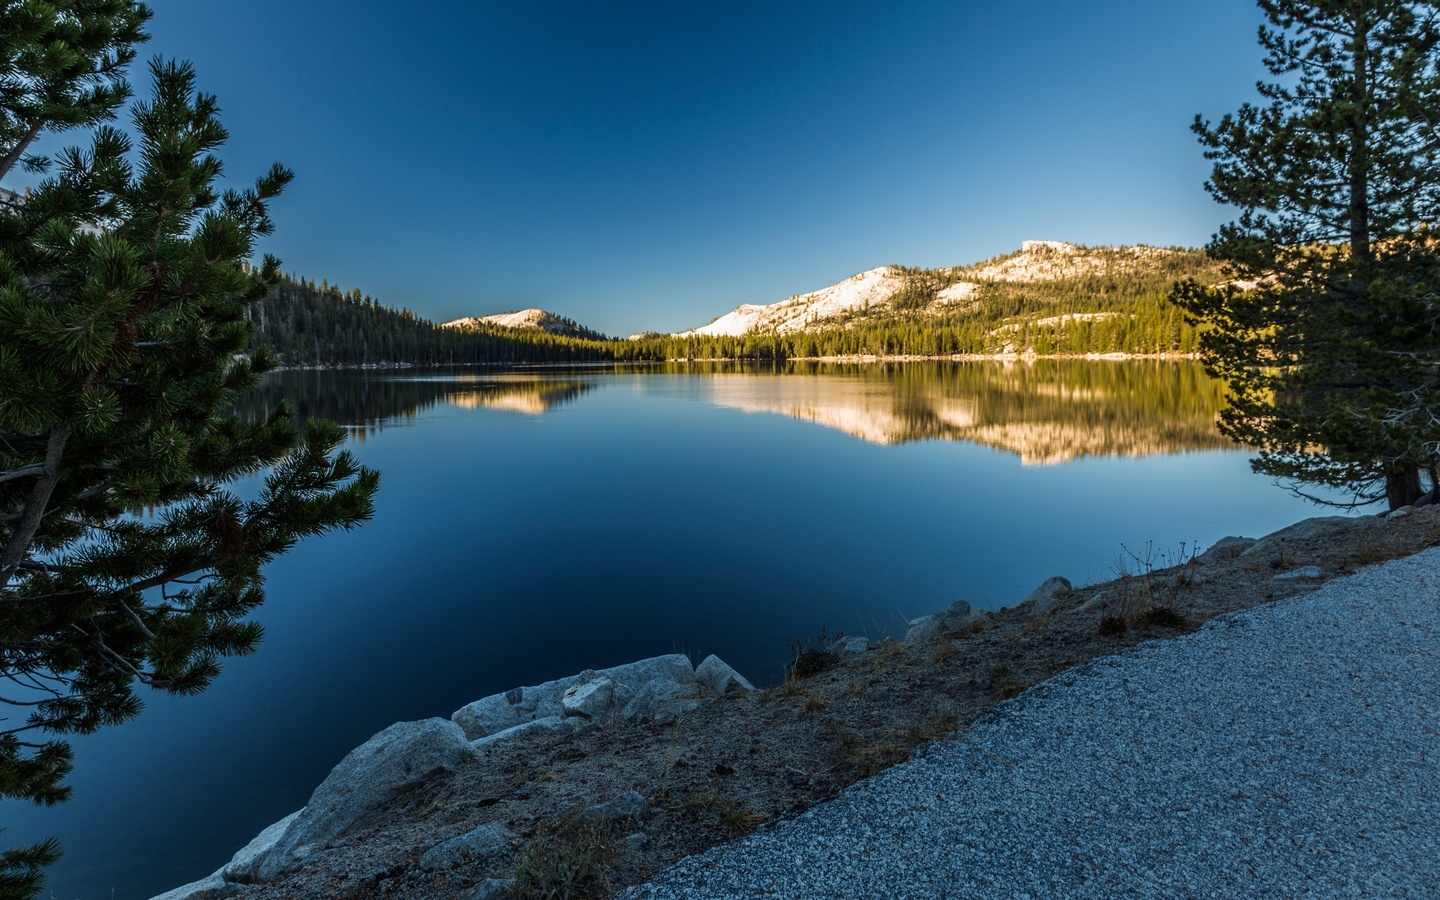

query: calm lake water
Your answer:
[4,361,1350,899]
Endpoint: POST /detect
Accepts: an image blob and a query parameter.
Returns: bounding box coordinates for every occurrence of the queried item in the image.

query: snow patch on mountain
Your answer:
[442,309,601,339]
[936,282,979,304]
[962,241,1180,283]
[676,266,906,337]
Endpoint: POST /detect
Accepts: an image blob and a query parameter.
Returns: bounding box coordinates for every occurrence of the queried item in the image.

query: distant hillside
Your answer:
[247,276,620,367]
[677,241,1224,342]
[244,241,1226,367]
[443,308,609,341]
[647,241,1226,359]
[677,267,905,337]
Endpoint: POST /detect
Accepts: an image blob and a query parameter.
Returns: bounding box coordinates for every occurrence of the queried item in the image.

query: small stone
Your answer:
[1273,565,1324,581]
[562,675,616,720]
[461,878,515,900]
[695,655,757,698]
[1390,506,1414,519]
[1020,577,1072,616]
[578,790,647,824]
[625,833,650,852]
[939,600,979,633]
[1200,536,1256,561]
[419,824,517,870]
[832,635,870,658]
[903,614,943,646]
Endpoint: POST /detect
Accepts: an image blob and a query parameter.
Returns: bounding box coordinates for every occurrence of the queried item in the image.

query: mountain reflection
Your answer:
[236,371,594,439]
[238,362,1230,462]
[445,377,593,415]
[675,361,1231,463]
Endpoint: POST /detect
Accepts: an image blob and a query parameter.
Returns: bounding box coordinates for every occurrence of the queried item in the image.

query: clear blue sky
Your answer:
[98,1,1267,335]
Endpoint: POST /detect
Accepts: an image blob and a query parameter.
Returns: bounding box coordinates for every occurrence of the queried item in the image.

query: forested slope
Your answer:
[248,243,1225,366]
[246,274,619,365]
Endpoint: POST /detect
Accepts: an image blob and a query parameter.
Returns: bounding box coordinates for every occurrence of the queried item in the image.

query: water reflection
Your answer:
[666,361,1231,463]
[237,362,1230,463]
[445,377,593,415]
[235,371,595,439]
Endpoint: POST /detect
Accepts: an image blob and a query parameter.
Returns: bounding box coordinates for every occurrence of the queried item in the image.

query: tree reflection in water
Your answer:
[237,361,1229,461]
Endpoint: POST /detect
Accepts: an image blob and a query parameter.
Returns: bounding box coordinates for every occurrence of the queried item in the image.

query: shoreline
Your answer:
[271,352,1202,372]
[152,501,1440,899]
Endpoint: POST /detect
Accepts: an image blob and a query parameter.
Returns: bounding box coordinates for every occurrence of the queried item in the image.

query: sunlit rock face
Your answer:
[677,266,907,337]
[681,361,1231,464]
[442,308,595,338]
[674,242,1212,339]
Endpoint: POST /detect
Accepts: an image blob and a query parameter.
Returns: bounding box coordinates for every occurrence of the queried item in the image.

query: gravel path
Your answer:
[624,548,1440,899]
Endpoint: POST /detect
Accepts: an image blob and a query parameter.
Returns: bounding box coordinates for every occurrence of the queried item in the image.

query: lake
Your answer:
[2,361,1350,899]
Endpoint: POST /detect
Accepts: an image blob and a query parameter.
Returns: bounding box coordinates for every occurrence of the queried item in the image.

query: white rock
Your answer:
[452,675,579,740]
[255,718,476,881]
[695,655,756,698]
[563,675,617,720]
[1021,576,1072,616]
[462,879,516,899]
[833,635,870,658]
[1390,506,1414,519]
[903,614,943,646]
[472,715,574,750]
[940,599,978,632]
[1200,536,1256,561]
[419,823,516,870]
[599,654,699,722]
[147,873,227,900]
[457,654,700,738]
[219,810,301,881]
[1274,565,1325,581]
[578,790,647,824]
[1243,516,1352,556]
[148,810,301,897]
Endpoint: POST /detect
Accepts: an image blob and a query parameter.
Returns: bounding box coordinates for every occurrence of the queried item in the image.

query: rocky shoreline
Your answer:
[154,501,1440,900]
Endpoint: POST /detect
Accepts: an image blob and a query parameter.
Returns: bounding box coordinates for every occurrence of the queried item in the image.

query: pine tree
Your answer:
[0,59,379,898]
[0,0,152,180]
[1175,0,1440,508]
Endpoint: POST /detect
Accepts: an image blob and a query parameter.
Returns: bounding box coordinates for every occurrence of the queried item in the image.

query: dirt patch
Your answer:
[240,505,1440,899]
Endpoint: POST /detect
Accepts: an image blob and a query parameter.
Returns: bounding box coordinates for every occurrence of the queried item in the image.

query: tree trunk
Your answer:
[0,425,72,586]
[1349,11,1372,268]
[0,122,43,182]
[1385,462,1423,510]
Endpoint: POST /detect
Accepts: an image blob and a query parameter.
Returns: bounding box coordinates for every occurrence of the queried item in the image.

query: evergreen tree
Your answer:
[0,59,378,898]
[0,0,152,180]
[1174,0,1440,508]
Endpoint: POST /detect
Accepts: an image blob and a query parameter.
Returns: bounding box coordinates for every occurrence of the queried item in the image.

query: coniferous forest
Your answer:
[246,273,619,366]
[250,246,1221,367]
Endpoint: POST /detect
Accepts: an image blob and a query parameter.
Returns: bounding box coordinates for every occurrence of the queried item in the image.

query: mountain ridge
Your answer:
[672,240,1221,340]
[442,308,609,341]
